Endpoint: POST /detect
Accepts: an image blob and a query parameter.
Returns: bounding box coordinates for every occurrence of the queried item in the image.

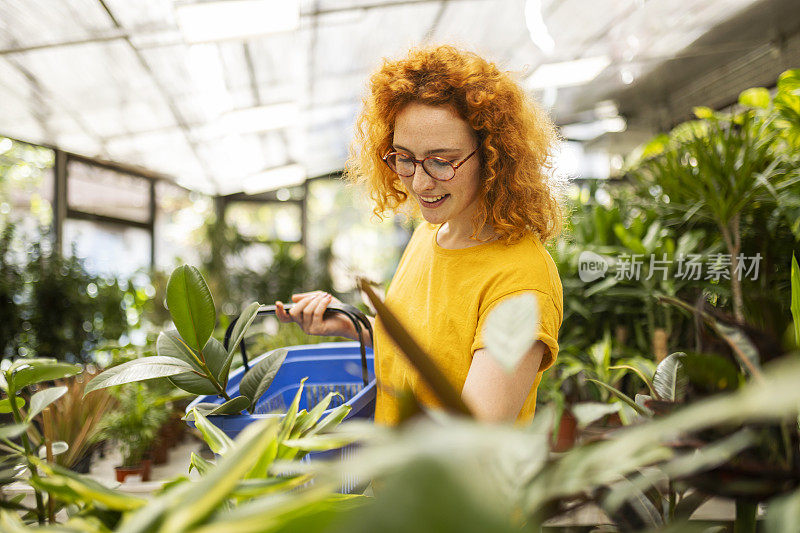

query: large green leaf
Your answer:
[652,352,687,402]
[156,330,203,370]
[159,330,217,395]
[84,357,194,396]
[239,348,288,411]
[165,265,216,352]
[482,293,540,372]
[224,301,261,364]
[9,362,81,394]
[207,396,250,416]
[27,386,67,421]
[791,253,800,347]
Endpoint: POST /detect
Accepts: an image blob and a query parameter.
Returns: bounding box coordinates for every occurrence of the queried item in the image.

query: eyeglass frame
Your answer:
[381,146,479,181]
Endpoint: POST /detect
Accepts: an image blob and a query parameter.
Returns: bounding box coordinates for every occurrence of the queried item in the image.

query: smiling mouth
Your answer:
[419,194,450,207]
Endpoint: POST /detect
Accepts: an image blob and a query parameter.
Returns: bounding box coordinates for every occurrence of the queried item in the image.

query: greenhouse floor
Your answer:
[87,435,206,493]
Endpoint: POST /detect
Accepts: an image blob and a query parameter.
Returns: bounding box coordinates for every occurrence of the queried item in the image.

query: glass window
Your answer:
[226,202,302,243]
[154,181,209,270]
[63,218,151,278]
[67,159,151,223]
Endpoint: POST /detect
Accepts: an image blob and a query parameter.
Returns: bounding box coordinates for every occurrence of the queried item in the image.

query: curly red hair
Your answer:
[345,45,563,244]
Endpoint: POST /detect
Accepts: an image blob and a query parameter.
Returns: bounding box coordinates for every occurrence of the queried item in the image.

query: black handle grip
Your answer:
[223,301,373,387]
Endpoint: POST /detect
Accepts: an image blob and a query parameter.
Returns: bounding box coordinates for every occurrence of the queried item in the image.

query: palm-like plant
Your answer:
[629,94,796,323]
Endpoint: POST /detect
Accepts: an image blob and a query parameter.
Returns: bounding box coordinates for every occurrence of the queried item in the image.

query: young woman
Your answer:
[276,45,563,425]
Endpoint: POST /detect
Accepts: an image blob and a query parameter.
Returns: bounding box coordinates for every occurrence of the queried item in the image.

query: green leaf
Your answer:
[570,402,622,429]
[239,348,288,411]
[739,87,771,109]
[693,106,715,119]
[791,253,800,347]
[165,265,216,352]
[279,378,306,443]
[157,330,203,370]
[714,323,761,376]
[27,386,67,421]
[10,362,80,394]
[159,417,281,532]
[84,357,194,396]
[207,396,250,416]
[609,364,657,398]
[0,424,29,440]
[483,293,540,372]
[191,408,234,455]
[32,458,146,511]
[292,392,341,437]
[230,475,312,499]
[282,434,355,451]
[652,352,687,402]
[158,330,218,395]
[189,452,214,475]
[586,379,648,416]
[228,303,262,360]
[306,403,352,436]
[168,373,218,396]
[0,397,25,414]
[202,337,228,384]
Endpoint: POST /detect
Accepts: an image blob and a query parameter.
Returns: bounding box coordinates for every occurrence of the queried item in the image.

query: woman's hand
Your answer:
[275,291,355,339]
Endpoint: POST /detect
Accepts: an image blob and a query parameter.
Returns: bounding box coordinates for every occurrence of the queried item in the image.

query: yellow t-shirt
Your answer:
[373,221,563,426]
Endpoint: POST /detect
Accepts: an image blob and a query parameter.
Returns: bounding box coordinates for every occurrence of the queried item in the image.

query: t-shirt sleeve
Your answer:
[470,289,560,372]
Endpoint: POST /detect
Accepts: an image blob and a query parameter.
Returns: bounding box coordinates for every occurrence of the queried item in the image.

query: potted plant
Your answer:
[94,383,168,482]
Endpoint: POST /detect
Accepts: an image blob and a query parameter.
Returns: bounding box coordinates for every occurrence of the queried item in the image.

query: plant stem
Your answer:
[720,217,744,322]
[668,481,676,521]
[196,360,231,401]
[734,499,757,533]
[8,393,46,525]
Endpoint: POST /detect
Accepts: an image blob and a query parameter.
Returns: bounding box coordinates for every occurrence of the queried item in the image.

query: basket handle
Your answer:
[223,302,373,387]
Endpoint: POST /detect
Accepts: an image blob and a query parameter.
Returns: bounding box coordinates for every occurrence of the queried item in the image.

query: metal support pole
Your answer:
[149,179,156,270]
[53,150,67,255]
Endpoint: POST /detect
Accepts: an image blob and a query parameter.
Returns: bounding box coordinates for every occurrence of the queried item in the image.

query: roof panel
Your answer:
[0,0,114,50]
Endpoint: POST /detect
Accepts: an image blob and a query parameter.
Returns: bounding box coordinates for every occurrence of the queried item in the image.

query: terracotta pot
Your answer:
[552,410,577,453]
[114,459,152,483]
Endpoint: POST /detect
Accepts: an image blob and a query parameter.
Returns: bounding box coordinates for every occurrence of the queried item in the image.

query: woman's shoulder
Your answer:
[483,232,562,301]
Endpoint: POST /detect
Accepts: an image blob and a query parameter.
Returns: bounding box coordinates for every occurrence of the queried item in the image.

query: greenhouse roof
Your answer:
[0,0,794,194]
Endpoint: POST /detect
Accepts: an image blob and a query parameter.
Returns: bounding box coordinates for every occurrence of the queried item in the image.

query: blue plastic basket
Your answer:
[186,303,376,492]
[187,341,375,439]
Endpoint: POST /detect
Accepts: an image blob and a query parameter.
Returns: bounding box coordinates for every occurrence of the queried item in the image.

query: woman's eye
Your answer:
[396,154,413,163]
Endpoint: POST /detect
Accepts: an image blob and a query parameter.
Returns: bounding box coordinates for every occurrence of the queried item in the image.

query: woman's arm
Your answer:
[461,340,545,423]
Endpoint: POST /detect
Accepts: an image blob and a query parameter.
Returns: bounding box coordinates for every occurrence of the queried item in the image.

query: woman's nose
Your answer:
[412,162,436,191]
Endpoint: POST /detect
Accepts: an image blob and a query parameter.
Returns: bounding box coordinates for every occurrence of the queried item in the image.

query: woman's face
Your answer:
[392,102,482,231]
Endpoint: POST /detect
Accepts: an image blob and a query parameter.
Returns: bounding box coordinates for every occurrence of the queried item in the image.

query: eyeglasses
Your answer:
[382,147,478,181]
